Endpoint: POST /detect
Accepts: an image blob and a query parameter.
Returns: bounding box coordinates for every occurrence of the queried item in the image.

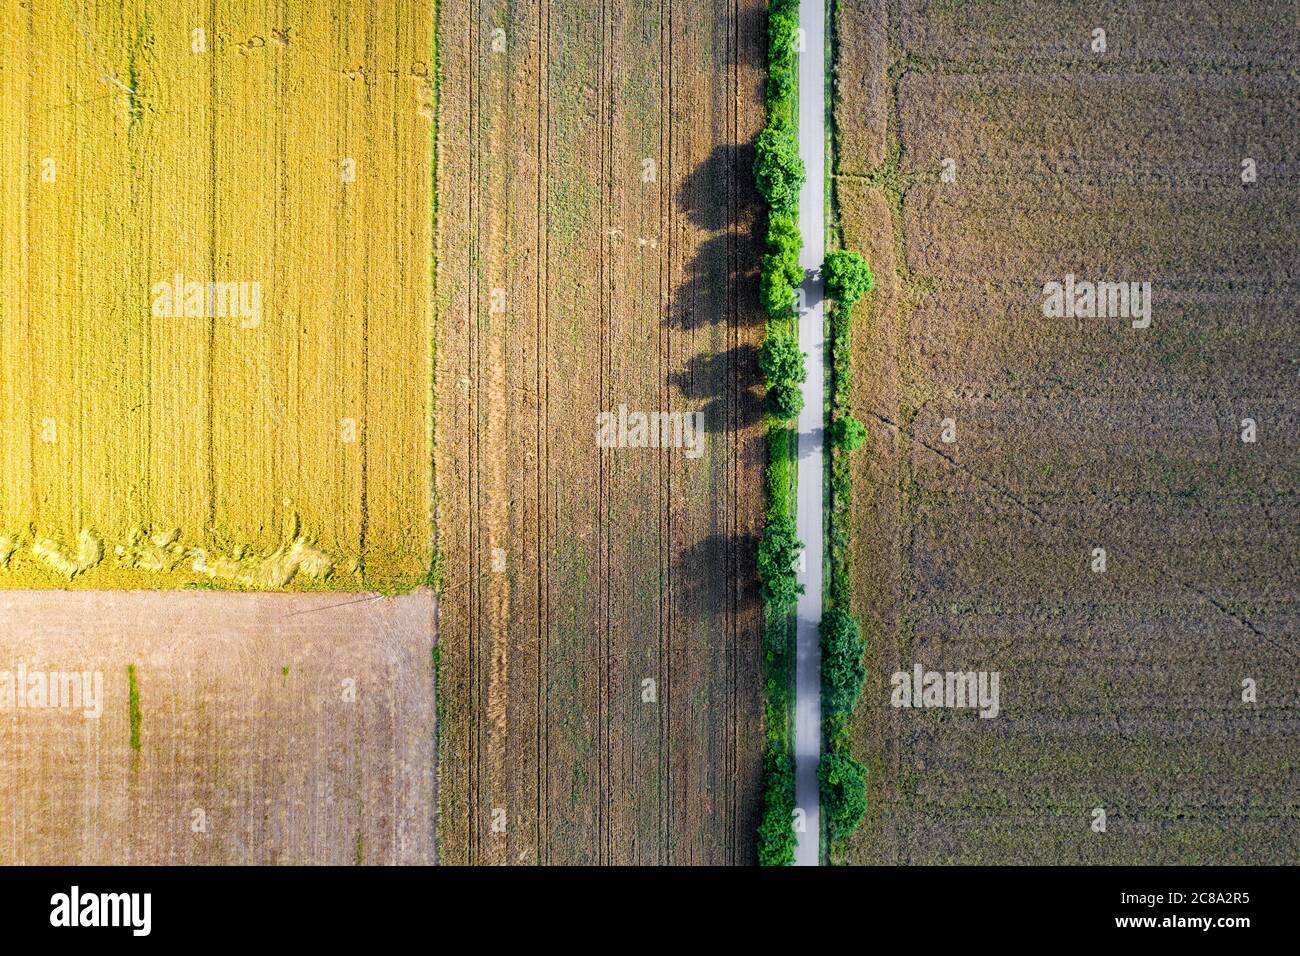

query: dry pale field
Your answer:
[0,590,436,865]
[0,0,434,592]
[835,0,1299,863]
[435,0,770,864]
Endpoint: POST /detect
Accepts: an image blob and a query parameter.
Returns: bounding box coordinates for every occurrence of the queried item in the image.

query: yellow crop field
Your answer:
[0,0,434,590]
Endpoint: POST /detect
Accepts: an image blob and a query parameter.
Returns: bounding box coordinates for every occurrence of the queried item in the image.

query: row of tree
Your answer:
[754,0,876,864]
[755,0,805,867]
[820,249,874,851]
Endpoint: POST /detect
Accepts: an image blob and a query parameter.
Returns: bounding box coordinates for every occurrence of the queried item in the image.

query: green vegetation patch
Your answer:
[127,664,142,753]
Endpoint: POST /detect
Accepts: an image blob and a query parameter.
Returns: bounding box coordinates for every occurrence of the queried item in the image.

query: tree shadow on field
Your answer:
[672,531,760,622]
[668,144,765,334]
[668,345,764,435]
[659,137,768,662]
[738,2,769,71]
[666,144,767,446]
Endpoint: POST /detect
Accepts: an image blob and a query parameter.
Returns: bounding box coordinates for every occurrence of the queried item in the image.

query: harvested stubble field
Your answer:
[0,0,434,592]
[436,0,769,863]
[835,0,1299,863]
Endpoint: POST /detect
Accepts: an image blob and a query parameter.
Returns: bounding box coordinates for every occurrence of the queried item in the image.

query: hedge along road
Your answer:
[793,0,826,867]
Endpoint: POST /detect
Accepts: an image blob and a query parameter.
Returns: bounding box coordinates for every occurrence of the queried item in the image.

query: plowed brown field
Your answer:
[435,0,769,864]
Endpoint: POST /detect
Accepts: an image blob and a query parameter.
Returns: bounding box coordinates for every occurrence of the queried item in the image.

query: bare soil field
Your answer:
[435,0,769,864]
[835,0,1299,863]
[0,590,436,865]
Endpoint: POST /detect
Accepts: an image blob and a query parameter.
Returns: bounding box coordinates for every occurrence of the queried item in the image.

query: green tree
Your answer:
[759,330,807,388]
[765,0,800,115]
[757,750,797,865]
[754,118,804,219]
[758,512,803,606]
[759,256,796,319]
[823,249,875,308]
[830,414,867,451]
[767,213,803,272]
[767,382,804,421]
[819,751,868,840]
[764,214,805,300]
[820,607,866,719]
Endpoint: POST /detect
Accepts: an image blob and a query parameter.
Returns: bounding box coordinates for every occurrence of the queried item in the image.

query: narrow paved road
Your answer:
[793,0,826,867]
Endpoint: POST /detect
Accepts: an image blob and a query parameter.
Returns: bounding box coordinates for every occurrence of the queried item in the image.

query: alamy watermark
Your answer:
[891,663,1001,718]
[1042,273,1152,329]
[0,664,103,719]
[151,273,262,328]
[50,886,150,936]
[596,405,704,459]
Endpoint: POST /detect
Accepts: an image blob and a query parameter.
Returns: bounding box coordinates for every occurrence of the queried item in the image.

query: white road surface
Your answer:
[793,0,826,867]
